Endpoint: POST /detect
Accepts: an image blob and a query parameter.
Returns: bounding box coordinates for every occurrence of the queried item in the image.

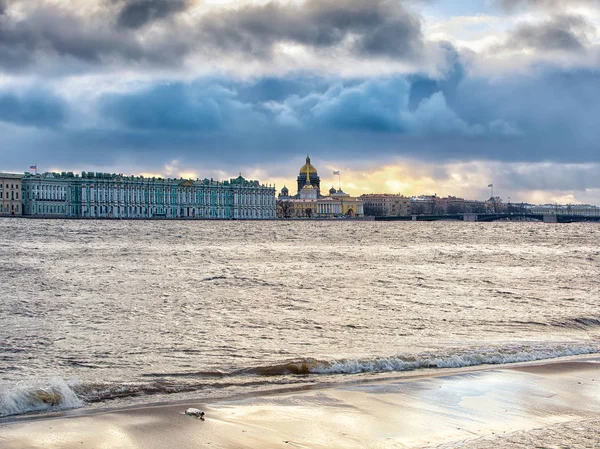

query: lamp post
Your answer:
[487,183,494,213]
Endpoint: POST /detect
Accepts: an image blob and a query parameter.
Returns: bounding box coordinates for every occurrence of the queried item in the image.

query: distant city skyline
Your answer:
[1,0,599,205]
[13,158,599,208]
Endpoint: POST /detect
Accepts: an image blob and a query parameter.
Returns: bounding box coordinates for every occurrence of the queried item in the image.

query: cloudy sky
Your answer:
[1,0,599,203]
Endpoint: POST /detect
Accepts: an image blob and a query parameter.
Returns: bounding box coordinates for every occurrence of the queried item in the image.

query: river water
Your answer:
[1,219,599,418]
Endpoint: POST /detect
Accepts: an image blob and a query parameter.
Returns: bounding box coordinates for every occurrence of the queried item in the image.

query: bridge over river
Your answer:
[375,213,600,223]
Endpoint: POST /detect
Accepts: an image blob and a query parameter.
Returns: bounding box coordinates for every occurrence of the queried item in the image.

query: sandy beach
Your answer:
[1,356,599,449]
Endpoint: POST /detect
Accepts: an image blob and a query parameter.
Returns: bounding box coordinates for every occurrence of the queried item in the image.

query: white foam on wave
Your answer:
[0,378,83,418]
[312,344,600,375]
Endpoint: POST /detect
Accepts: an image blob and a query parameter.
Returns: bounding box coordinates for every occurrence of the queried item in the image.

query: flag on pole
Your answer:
[333,170,340,175]
[487,184,493,188]
[30,165,37,170]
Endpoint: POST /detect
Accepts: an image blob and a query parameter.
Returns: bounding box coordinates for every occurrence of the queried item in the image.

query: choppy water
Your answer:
[1,219,599,418]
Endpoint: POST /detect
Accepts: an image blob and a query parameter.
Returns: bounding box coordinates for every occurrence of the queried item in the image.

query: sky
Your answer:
[1,0,599,204]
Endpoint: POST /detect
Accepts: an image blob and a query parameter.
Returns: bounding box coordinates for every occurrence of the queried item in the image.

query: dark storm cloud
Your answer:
[0,0,426,72]
[234,77,331,104]
[97,74,476,137]
[2,59,600,170]
[199,0,424,58]
[408,45,464,111]
[503,14,593,52]
[100,81,266,131]
[77,68,600,164]
[498,164,600,192]
[116,0,189,29]
[445,68,600,164]
[0,89,66,127]
[0,3,150,71]
[0,1,182,71]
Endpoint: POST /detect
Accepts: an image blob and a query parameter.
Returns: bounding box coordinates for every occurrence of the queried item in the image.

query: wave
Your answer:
[0,379,204,418]
[0,377,307,418]
[234,360,323,376]
[552,317,600,330]
[200,275,228,282]
[2,343,599,418]
[149,344,600,379]
[310,344,600,375]
[236,344,600,376]
[0,378,83,418]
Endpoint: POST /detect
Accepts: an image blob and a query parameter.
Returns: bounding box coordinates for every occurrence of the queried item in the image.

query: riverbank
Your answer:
[1,356,599,448]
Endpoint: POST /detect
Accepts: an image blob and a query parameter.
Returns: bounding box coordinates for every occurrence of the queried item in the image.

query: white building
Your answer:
[526,204,600,217]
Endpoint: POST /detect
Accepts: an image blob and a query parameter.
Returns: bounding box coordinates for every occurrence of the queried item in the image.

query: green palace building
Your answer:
[19,171,276,219]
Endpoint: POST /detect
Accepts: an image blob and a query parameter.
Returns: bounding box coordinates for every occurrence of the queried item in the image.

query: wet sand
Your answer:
[1,357,599,449]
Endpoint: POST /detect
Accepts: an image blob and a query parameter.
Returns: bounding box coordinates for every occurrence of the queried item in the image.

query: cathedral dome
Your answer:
[329,186,336,195]
[299,155,318,175]
[299,163,318,175]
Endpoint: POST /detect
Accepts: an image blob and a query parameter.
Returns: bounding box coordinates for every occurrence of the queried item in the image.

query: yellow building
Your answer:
[361,194,411,216]
[0,173,23,216]
[290,199,318,218]
[319,187,363,217]
[277,157,363,218]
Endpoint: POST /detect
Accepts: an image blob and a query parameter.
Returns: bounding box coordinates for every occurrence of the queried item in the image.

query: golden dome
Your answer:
[299,155,318,175]
[299,163,318,175]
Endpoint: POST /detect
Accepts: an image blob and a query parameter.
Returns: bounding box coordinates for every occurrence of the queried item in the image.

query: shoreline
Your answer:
[2,353,599,425]
[2,355,599,448]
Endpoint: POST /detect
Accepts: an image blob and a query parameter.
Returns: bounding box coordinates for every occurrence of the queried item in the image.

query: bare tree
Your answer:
[277,200,294,218]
